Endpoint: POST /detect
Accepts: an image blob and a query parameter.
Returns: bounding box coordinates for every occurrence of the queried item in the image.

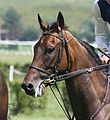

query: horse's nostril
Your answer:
[27,83,34,90]
[21,82,35,96]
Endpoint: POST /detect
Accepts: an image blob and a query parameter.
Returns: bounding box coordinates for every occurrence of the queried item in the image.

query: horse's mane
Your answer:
[79,40,102,65]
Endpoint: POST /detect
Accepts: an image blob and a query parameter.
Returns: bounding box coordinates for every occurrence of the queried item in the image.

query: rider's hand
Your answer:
[101,55,110,64]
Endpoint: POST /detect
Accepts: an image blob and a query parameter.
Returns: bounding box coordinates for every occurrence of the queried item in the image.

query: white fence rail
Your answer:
[0,40,36,46]
[9,65,25,81]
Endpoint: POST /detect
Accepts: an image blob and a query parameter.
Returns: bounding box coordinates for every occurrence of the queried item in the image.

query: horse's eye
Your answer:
[46,47,55,54]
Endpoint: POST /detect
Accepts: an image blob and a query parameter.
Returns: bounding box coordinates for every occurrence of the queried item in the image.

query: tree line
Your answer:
[1,7,38,41]
[1,7,95,43]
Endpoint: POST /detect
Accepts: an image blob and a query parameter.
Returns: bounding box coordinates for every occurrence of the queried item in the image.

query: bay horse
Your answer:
[0,71,8,120]
[21,12,110,120]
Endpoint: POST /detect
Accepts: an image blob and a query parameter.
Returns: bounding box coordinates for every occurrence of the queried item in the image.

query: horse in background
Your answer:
[22,12,110,120]
[0,71,8,120]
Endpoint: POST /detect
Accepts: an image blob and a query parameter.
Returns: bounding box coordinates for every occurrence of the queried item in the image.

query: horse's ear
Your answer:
[38,13,48,32]
[57,11,65,30]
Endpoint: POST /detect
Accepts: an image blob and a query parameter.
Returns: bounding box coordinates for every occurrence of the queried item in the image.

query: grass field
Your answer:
[11,116,66,120]
[11,115,66,120]
[0,44,33,64]
[0,51,32,64]
[9,87,71,120]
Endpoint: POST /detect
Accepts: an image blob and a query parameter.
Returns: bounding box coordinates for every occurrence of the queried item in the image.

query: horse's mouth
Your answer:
[35,83,46,97]
[35,78,52,97]
[21,80,47,97]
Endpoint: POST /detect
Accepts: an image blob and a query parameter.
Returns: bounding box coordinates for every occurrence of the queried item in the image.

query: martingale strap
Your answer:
[30,30,110,120]
[48,64,110,83]
[46,63,110,120]
[87,76,110,120]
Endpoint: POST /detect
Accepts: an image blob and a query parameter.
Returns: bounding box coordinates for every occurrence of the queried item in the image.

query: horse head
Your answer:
[21,12,75,97]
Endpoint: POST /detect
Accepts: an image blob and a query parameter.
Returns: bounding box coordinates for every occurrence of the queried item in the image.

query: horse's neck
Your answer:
[69,39,95,69]
[69,38,107,89]
[67,38,107,119]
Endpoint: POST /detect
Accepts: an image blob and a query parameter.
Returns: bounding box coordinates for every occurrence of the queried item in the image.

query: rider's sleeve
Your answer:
[92,1,109,54]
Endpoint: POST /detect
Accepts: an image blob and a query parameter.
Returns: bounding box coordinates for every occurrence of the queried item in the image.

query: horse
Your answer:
[0,71,8,120]
[21,12,110,120]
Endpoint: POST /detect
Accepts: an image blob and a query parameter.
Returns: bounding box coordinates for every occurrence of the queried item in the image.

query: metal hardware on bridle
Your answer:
[43,29,73,120]
[47,64,110,83]
[47,63,110,120]
[29,29,71,80]
[30,46,110,84]
[30,30,73,120]
[29,29,110,120]
[30,63,109,83]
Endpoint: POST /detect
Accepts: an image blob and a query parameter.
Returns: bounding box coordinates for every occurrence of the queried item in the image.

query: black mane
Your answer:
[80,40,102,65]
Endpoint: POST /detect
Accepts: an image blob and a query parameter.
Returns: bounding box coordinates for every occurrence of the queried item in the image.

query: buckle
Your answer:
[87,68,94,73]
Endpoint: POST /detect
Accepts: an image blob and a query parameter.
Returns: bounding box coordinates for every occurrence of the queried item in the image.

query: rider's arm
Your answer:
[92,1,109,53]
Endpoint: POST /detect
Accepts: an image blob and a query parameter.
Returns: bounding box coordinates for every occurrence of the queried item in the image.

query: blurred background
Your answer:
[0,0,94,120]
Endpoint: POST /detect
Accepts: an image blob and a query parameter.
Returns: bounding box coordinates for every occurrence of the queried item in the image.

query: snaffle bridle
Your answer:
[30,29,110,120]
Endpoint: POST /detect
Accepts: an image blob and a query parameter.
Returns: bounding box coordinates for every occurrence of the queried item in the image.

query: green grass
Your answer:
[9,87,70,120]
[0,51,32,64]
[0,45,33,64]
[11,115,65,120]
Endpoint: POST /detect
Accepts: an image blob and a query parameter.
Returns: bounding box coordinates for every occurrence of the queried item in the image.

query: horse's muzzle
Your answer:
[21,83,35,97]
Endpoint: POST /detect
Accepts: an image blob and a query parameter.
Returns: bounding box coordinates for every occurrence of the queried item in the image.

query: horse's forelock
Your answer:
[47,22,68,33]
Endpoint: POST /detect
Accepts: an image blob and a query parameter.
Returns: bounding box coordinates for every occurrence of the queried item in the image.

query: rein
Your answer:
[30,30,110,120]
[30,30,74,120]
[30,63,110,120]
[47,64,110,83]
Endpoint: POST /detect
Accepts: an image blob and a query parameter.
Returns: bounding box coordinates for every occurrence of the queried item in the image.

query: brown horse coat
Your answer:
[0,72,8,120]
[22,12,110,120]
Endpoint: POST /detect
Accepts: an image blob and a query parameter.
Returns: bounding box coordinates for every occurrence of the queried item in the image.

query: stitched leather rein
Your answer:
[30,31,110,120]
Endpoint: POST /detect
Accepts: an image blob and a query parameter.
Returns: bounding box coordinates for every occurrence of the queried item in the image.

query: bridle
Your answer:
[44,31,71,75]
[30,30,74,120]
[30,29,110,120]
[30,30,71,77]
